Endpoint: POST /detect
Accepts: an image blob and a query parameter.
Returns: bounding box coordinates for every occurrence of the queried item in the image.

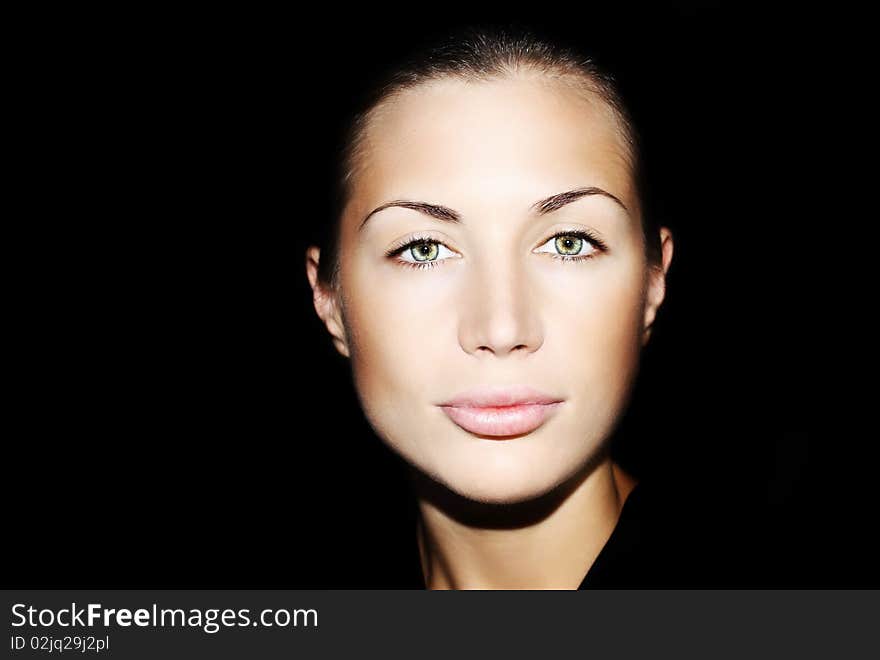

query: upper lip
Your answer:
[438,384,564,408]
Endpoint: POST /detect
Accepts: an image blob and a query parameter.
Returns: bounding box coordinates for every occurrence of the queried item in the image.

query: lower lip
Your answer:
[438,402,563,438]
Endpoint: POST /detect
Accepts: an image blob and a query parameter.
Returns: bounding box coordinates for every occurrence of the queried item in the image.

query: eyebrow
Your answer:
[358,186,629,232]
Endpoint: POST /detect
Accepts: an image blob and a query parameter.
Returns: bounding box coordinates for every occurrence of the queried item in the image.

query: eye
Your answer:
[534,229,608,262]
[386,235,459,270]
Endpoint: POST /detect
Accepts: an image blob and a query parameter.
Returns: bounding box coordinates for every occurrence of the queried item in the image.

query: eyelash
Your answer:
[385,229,609,271]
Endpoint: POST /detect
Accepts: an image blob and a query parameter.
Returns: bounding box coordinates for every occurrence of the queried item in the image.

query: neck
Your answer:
[413,456,638,589]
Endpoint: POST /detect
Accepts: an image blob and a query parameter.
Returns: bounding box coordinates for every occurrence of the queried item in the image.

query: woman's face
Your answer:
[309,73,670,504]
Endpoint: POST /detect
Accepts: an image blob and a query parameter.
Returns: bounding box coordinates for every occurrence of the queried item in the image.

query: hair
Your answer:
[314,23,662,291]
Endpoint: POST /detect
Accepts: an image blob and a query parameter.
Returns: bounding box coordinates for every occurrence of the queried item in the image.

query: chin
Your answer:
[430,449,577,505]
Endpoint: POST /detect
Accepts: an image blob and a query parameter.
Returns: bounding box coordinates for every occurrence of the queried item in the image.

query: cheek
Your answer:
[552,267,645,409]
[560,269,643,350]
[341,262,451,418]
[346,267,448,354]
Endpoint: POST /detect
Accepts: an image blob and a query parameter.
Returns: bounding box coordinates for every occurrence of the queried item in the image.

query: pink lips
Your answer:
[437,385,564,438]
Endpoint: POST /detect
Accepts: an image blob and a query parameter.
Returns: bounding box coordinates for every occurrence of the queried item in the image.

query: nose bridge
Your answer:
[459,253,543,357]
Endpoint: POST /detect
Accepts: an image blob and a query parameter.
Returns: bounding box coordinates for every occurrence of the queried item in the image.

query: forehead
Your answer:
[352,74,635,214]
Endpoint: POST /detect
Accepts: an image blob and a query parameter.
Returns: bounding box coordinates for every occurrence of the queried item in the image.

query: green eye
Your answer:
[555,235,583,256]
[389,237,458,270]
[410,242,439,262]
[534,230,606,261]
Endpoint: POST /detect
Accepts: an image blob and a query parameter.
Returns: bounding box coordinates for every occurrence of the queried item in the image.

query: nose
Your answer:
[458,259,544,358]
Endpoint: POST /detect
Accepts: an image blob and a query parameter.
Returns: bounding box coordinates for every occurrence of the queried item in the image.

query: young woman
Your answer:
[305,25,675,589]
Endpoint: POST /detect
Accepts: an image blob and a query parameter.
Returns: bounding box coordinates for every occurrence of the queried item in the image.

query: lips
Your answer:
[439,402,563,437]
[437,385,564,438]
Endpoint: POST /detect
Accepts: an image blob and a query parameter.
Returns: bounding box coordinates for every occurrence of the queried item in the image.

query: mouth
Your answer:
[438,401,564,438]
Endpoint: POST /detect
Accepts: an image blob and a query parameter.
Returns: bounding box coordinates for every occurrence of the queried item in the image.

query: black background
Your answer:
[7,5,872,588]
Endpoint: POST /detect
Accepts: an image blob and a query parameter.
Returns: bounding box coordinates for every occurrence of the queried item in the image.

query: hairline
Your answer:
[341,67,638,215]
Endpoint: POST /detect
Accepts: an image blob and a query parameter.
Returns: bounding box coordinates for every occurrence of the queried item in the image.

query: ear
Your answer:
[642,227,675,347]
[305,245,351,358]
